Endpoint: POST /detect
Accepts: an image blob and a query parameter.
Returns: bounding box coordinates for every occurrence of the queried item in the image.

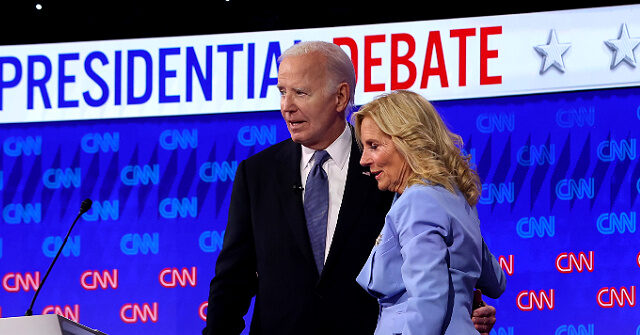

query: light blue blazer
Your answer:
[356,184,506,335]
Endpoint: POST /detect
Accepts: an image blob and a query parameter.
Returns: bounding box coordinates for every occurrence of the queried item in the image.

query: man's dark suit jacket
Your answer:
[203,132,393,335]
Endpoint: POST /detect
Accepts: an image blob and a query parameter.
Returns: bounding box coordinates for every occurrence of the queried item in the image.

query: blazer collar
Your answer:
[274,140,318,272]
[322,126,377,276]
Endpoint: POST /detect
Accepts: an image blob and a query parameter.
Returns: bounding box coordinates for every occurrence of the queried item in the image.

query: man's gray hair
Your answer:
[279,41,356,114]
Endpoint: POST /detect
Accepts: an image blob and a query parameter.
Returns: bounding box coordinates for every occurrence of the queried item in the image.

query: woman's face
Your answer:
[359,116,411,194]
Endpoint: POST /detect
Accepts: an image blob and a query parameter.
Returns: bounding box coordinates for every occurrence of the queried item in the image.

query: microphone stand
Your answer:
[25,199,92,316]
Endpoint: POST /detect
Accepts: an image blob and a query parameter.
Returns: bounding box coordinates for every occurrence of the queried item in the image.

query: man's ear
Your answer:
[335,82,350,112]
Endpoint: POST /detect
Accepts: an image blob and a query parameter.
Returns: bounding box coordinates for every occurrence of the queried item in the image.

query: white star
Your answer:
[534,29,571,74]
[604,23,640,69]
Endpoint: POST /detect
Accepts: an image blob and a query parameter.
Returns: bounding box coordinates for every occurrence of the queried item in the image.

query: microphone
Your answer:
[79,198,93,215]
[25,199,92,316]
[292,184,304,192]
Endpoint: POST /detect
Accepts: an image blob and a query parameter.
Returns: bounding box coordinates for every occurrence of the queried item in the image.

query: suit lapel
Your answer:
[323,131,375,272]
[274,140,317,269]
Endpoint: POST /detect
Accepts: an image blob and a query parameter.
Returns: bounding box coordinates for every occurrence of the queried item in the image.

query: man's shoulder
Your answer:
[242,137,297,166]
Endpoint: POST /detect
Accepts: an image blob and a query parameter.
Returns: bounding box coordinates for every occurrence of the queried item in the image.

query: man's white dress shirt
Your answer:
[300,124,351,262]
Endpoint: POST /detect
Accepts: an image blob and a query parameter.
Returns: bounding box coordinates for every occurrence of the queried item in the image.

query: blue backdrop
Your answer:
[1,86,639,334]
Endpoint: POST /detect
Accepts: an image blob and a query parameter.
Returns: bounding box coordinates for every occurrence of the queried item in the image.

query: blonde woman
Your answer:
[354,90,506,335]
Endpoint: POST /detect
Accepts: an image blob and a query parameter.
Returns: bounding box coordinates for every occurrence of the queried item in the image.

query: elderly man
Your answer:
[203,41,497,335]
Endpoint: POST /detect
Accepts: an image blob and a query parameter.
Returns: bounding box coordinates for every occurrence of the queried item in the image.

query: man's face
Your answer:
[277,52,344,150]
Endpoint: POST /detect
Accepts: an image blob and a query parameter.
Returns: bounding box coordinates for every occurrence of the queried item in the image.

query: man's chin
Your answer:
[290,134,303,142]
[290,131,310,144]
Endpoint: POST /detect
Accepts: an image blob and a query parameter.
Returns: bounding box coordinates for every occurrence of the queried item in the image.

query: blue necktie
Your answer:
[304,150,331,274]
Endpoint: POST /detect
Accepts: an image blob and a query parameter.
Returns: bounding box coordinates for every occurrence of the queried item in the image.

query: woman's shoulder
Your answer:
[394,182,469,216]
[387,184,455,231]
[390,184,447,214]
[401,183,459,202]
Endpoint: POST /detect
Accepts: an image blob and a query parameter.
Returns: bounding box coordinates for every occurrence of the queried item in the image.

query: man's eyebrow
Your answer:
[278,85,309,92]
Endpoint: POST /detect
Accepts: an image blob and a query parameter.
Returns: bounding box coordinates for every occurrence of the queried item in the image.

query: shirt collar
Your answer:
[301,124,351,170]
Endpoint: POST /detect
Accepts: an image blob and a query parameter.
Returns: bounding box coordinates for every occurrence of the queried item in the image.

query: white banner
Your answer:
[0,4,639,123]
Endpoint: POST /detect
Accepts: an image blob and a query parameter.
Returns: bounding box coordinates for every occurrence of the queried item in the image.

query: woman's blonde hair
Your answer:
[353,90,481,206]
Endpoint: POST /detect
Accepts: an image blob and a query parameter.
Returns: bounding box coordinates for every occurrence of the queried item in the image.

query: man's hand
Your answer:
[472,289,496,335]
